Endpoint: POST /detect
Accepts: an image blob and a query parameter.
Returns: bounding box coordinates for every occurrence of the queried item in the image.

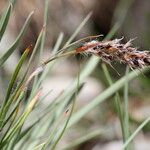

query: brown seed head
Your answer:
[75,38,150,68]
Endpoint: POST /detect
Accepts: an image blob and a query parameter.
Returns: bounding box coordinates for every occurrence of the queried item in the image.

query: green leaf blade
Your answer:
[0,11,34,67]
[0,3,12,41]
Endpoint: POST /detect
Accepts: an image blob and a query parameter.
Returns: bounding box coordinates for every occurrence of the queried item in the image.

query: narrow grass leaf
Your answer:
[1,91,25,129]
[15,26,46,98]
[2,90,41,145]
[13,120,40,146]
[27,26,45,97]
[68,67,149,128]
[123,116,150,149]
[0,105,19,143]
[54,83,84,120]
[0,11,34,67]
[30,32,64,99]
[102,64,125,141]
[0,3,12,41]
[124,66,130,149]
[5,46,30,103]
[38,84,83,150]
[39,0,49,62]
[0,47,31,128]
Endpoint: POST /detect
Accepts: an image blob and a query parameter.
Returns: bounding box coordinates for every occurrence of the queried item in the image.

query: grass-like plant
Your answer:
[0,1,150,150]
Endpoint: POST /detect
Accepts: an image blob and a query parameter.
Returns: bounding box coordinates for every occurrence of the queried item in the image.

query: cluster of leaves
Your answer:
[0,1,149,150]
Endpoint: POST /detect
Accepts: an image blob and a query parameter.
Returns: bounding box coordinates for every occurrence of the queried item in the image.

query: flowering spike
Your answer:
[75,37,150,68]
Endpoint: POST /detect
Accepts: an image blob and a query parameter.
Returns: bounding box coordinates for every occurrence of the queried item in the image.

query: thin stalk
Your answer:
[124,66,130,150]
[123,116,150,149]
[39,0,49,62]
[102,64,125,141]
[42,50,76,66]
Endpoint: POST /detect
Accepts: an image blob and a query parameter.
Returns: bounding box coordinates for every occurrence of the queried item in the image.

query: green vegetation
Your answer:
[0,0,149,150]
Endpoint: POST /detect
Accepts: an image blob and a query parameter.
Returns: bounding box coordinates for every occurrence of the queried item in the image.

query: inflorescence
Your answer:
[75,38,150,69]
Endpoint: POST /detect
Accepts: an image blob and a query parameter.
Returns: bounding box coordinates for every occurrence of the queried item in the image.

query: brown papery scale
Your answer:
[75,38,150,68]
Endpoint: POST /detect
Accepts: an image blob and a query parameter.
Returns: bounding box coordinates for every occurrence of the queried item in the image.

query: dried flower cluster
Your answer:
[75,38,150,68]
